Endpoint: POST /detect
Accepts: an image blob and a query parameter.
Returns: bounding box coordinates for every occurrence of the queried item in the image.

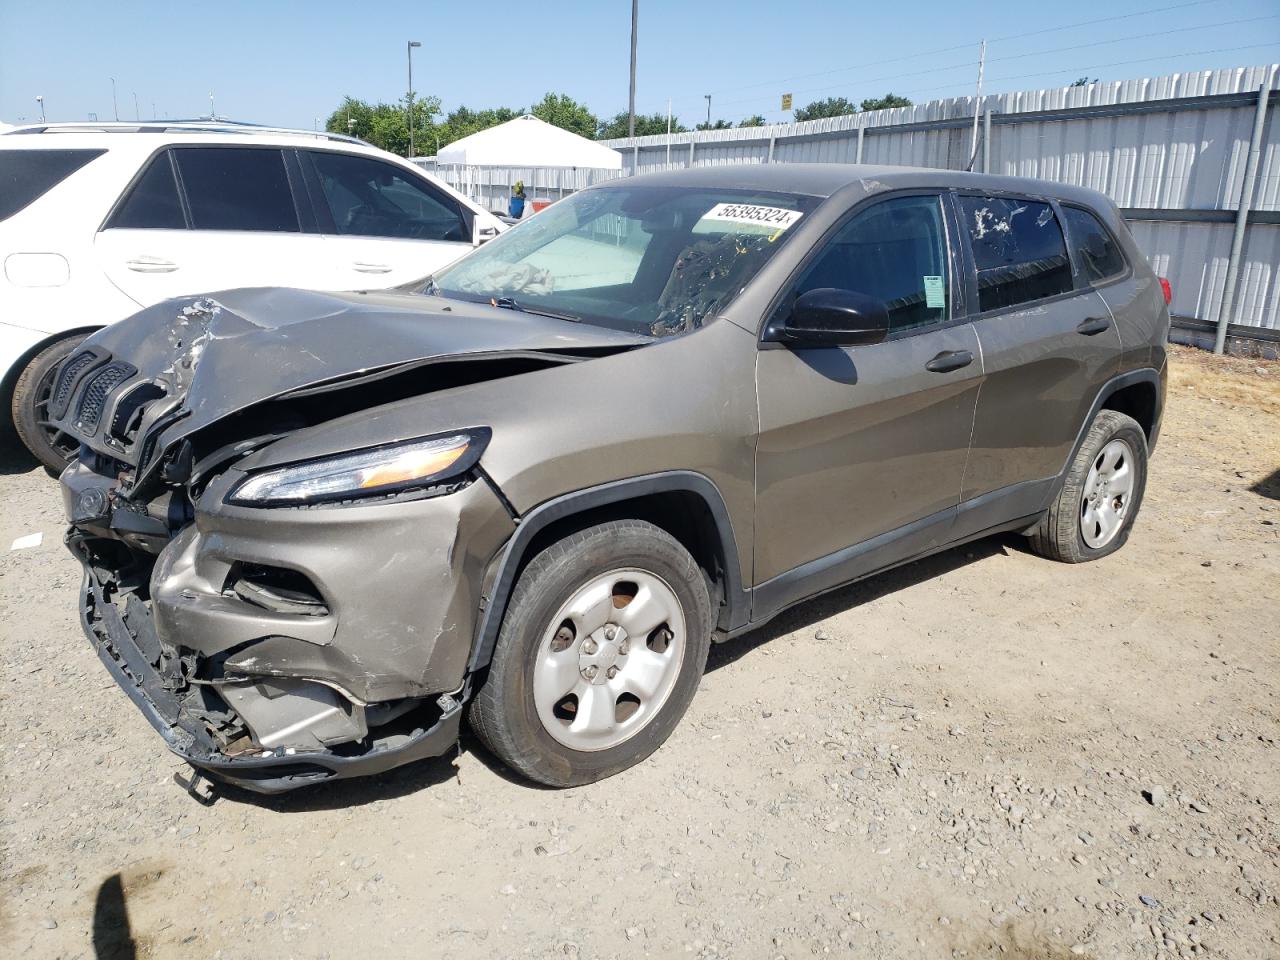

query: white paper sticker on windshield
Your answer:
[702,203,803,230]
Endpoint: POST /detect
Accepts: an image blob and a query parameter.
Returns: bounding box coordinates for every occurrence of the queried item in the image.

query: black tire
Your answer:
[11,334,89,473]
[1028,409,1148,563]
[469,519,712,787]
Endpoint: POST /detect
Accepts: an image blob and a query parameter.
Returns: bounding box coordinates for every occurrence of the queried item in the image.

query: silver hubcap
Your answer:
[1080,438,1135,548]
[533,568,686,752]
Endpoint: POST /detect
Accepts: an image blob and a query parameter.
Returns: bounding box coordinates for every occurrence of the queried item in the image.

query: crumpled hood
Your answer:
[69,286,647,454]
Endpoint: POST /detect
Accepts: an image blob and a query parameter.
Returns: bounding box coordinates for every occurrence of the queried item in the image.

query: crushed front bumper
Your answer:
[77,562,464,794]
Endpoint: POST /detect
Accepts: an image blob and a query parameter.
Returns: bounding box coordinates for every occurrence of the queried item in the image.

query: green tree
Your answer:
[596,111,687,139]
[530,92,598,139]
[430,105,523,154]
[738,114,767,127]
[859,93,913,112]
[1070,77,1098,87]
[695,119,732,131]
[793,97,858,121]
[326,95,441,157]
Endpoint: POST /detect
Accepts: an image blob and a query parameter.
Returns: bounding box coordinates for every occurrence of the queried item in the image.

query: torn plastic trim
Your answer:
[76,565,465,794]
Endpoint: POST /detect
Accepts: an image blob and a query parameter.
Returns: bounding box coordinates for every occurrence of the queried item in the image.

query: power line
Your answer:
[671,14,1276,116]
[987,14,1278,66]
[701,0,1232,101]
[896,42,1280,99]
[659,0,1244,114]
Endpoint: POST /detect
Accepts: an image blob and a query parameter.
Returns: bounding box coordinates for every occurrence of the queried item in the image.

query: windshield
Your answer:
[432,185,819,337]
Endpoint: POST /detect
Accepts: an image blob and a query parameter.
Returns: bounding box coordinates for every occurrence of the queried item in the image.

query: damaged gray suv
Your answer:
[55,164,1169,793]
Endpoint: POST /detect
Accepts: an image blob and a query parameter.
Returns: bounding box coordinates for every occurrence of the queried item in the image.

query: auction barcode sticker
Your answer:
[702,203,803,230]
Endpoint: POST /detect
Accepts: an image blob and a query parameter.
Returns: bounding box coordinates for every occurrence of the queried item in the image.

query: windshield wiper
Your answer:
[491,296,581,323]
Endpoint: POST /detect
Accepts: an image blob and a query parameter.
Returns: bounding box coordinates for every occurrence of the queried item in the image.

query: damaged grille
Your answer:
[50,349,100,419]
[76,362,134,432]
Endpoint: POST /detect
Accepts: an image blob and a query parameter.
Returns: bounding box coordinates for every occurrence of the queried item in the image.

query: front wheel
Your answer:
[11,334,89,473]
[1028,409,1148,563]
[469,520,712,787]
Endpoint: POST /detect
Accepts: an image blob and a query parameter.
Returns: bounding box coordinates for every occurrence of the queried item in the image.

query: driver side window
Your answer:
[790,194,950,334]
[307,151,466,242]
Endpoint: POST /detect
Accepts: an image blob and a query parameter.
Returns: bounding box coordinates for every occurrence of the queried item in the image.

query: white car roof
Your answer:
[0,122,487,214]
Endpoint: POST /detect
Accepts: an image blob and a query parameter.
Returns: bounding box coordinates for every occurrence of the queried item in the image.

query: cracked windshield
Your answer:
[433,186,818,336]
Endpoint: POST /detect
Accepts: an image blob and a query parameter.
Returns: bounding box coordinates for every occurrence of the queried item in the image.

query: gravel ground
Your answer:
[1,346,1277,960]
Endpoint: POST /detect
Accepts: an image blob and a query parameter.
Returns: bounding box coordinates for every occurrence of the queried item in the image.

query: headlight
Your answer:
[228,429,490,506]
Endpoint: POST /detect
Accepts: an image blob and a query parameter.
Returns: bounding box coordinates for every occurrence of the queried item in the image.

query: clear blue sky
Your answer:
[2,0,1277,128]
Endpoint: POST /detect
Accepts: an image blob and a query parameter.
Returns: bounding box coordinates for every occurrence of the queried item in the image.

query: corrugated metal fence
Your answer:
[422,64,1280,337]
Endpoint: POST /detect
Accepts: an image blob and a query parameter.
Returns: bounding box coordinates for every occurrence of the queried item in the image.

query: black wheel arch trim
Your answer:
[467,470,748,672]
[1066,367,1163,471]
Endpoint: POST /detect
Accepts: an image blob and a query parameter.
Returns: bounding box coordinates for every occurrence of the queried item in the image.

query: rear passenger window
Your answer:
[106,152,185,229]
[1061,205,1126,283]
[790,194,950,334]
[172,148,299,232]
[958,196,1073,311]
[0,149,105,223]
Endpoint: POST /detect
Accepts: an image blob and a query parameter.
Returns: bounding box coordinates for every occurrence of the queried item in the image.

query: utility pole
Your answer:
[133,91,140,122]
[36,95,46,122]
[704,94,711,128]
[209,92,215,119]
[967,40,986,171]
[407,40,421,157]
[627,0,638,137]
[666,97,672,166]
[110,77,118,121]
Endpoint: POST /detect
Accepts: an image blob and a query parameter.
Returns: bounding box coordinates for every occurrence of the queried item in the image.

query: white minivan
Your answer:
[0,121,505,469]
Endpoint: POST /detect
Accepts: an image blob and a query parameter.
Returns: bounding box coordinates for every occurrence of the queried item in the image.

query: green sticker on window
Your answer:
[923,275,945,309]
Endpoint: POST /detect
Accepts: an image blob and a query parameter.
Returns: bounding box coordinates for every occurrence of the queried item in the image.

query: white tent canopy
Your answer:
[436,114,621,170]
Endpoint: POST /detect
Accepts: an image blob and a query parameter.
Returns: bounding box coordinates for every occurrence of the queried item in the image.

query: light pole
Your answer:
[36,95,46,122]
[406,40,421,158]
[110,77,118,120]
[133,92,140,122]
[628,0,638,138]
[704,94,711,128]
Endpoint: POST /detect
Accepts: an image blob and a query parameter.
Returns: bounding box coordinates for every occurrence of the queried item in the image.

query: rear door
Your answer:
[299,149,475,286]
[95,145,327,304]
[955,193,1121,533]
[753,192,983,614]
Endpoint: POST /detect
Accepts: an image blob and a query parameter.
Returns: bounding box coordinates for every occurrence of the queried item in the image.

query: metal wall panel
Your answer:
[428,64,1280,330]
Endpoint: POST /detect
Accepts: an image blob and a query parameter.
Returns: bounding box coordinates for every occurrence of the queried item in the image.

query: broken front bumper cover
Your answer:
[77,567,462,795]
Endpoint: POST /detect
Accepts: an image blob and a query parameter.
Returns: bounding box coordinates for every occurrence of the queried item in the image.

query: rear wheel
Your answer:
[469,520,712,787]
[11,334,88,472]
[1028,409,1148,563]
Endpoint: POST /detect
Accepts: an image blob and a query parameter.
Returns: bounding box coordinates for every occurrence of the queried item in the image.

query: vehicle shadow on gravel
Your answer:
[1250,466,1280,501]
[211,750,462,813]
[705,535,1016,675]
[0,435,41,476]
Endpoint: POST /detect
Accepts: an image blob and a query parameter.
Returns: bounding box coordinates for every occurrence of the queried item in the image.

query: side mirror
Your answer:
[474,223,500,245]
[767,287,889,346]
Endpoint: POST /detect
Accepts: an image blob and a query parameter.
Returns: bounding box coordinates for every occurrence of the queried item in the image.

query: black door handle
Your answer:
[1077,316,1111,336]
[925,349,974,373]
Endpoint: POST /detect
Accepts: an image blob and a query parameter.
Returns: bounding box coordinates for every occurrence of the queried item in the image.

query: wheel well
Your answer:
[0,326,101,431]
[1100,380,1157,440]
[514,491,733,631]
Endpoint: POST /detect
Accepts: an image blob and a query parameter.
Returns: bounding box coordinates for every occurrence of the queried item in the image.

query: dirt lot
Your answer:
[1,345,1277,960]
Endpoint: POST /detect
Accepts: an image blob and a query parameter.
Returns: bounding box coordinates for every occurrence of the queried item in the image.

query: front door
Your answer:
[753,193,983,617]
[301,150,475,287]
